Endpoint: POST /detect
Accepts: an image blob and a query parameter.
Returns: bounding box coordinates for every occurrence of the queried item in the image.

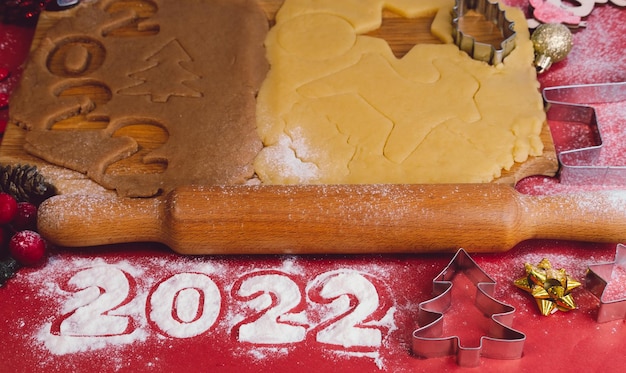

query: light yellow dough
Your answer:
[254,0,546,184]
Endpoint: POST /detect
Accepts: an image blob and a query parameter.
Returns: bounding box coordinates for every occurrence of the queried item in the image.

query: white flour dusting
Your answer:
[20,254,398,369]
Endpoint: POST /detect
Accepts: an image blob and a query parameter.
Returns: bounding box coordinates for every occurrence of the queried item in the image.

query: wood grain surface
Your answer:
[38,184,626,254]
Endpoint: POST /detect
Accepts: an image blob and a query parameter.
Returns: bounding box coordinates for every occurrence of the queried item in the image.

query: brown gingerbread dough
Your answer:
[10,0,269,197]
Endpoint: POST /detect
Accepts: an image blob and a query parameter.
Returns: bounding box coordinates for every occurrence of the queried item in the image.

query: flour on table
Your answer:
[21,254,398,369]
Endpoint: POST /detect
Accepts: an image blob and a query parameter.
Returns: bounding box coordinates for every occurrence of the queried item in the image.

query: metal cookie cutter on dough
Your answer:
[543,81,626,185]
[452,0,516,65]
[412,249,525,368]
[585,243,626,323]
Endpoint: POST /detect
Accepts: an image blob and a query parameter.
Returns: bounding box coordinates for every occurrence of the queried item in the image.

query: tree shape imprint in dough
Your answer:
[118,39,202,103]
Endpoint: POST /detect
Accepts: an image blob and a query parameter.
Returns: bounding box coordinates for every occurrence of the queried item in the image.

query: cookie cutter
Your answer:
[543,82,626,185]
[452,0,517,65]
[585,243,626,323]
[412,249,525,367]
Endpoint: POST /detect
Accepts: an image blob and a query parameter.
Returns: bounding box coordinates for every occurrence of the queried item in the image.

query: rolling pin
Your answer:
[37,184,626,254]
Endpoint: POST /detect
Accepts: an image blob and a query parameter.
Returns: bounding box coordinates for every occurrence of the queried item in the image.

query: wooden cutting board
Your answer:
[0,0,557,198]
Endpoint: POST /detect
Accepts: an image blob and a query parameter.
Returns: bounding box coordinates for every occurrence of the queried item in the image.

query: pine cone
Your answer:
[0,164,57,205]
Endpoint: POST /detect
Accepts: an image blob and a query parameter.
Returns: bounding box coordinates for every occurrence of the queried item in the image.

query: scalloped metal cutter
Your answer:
[543,82,626,185]
[452,0,517,64]
[412,249,525,367]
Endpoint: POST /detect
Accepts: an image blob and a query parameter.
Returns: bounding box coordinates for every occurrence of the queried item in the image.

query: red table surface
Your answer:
[1,1,626,372]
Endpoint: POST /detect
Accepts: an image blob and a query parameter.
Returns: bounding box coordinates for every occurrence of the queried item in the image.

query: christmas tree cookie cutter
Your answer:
[452,0,517,65]
[412,249,525,367]
[585,243,626,323]
[543,81,626,185]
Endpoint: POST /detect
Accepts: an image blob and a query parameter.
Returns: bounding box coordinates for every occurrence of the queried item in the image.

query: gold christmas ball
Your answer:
[531,23,573,73]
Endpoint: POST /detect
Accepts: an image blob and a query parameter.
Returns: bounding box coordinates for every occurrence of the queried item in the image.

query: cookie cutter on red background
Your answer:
[452,0,517,65]
[543,81,626,185]
[585,243,626,323]
[412,249,525,367]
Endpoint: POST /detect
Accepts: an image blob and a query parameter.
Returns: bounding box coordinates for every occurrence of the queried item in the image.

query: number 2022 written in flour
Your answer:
[38,261,397,355]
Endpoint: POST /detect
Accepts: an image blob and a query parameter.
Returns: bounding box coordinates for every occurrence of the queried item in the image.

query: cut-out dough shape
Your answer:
[46,37,106,77]
[254,0,546,184]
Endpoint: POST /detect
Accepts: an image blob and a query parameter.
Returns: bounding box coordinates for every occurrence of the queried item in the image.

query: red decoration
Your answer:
[0,67,9,81]
[12,202,38,231]
[0,94,8,109]
[0,0,51,24]
[0,192,18,225]
[529,0,583,26]
[8,230,47,266]
[0,68,10,110]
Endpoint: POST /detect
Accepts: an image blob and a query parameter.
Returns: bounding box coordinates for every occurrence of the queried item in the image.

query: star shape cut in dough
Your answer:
[363,9,442,58]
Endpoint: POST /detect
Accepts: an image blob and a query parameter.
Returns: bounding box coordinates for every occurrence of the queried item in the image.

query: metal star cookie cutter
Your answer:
[543,82,626,185]
[412,249,525,367]
[585,243,626,323]
[452,0,517,65]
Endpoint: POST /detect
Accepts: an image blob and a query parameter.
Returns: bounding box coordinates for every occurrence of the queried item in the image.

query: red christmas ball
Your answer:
[0,225,11,256]
[9,230,47,266]
[0,193,18,225]
[13,202,38,231]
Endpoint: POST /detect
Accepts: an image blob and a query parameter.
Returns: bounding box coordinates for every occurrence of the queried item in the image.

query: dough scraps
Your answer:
[254,0,546,184]
[9,0,269,197]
